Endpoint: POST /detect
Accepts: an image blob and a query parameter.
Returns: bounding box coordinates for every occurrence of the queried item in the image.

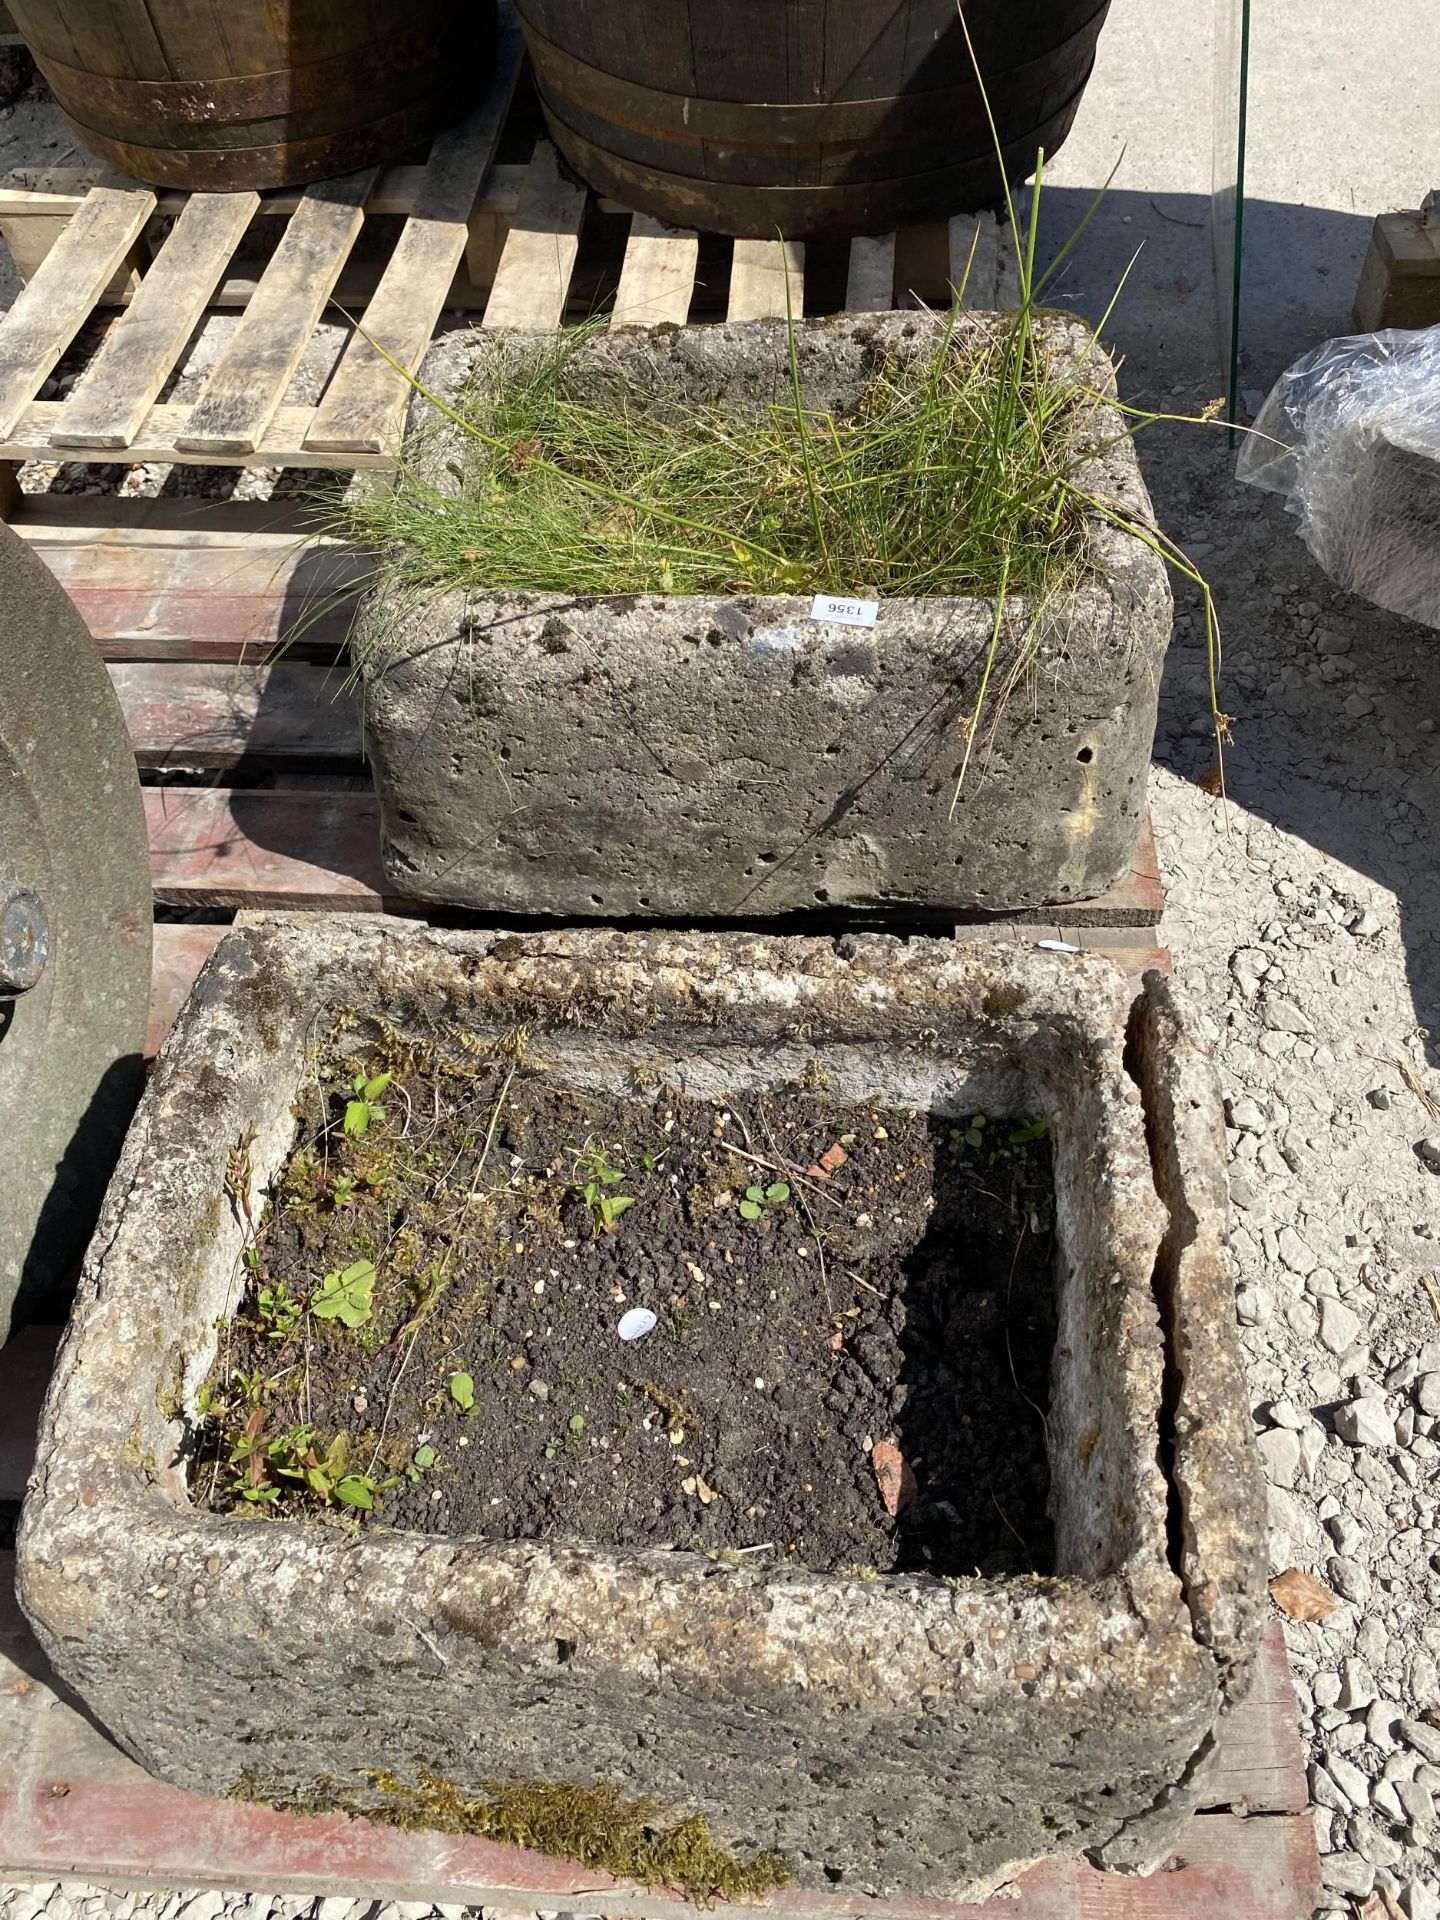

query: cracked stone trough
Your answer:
[19,921,1263,1900]
[355,314,1173,917]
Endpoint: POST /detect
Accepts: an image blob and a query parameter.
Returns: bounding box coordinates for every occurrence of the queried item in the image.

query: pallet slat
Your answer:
[611,213,700,329]
[50,192,260,450]
[305,22,524,455]
[27,529,362,661]
[728,239,805,322]
[0,184,156,438]
[175,168,379,456]
[3,399,392,468]
[113,662,362,767]
[145,786,397,909]
[0,163,526,228]
[147,922,227,1060]
[481,141,587,331]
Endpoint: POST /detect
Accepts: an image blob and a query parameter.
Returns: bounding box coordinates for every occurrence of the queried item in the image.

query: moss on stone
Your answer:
[362,1770,790,1902]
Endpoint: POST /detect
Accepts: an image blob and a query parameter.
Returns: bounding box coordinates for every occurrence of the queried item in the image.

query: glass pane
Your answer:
[1212,0,1252,433]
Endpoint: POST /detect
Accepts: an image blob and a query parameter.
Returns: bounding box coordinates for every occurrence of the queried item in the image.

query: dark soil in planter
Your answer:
[199,1053,1058,1579]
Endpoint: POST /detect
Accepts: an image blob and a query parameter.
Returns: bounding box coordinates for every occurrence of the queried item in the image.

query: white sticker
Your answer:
[1035,939,1082,954]
[809,594,878,628]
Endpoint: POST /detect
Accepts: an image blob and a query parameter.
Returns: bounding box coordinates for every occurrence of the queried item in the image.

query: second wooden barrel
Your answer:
[514,0,1111,238]
[7,0,495,191]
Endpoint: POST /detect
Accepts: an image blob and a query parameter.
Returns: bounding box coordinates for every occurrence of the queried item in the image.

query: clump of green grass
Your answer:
[340,311,1098,609]
[330,0,1228,798]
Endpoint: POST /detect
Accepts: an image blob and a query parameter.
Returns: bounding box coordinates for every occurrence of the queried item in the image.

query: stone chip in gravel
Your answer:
[1263,997,1314,1034]
[1402,1720,1440,1765]
[1419,1139,1440,1175]
[1337,1656,1378,1710]
[1279,1226,1319,1275]
[1328,1555,1371,1603]
[1320,1299,1362,1355]
[1328,1751,1374,1806]
[1335,1399,1397,1446]
[1399,1777,1437,1829]
[1320,1849,1375,1897]
[1257,1426,1303,1487]
[1328,1512,1366,1554]
[1418,1374,1440,1416]
[177,1900,225,1920]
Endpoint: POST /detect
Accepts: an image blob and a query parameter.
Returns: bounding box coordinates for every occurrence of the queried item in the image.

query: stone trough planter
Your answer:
[19,920,1263,1901]
[355,314,1174,918]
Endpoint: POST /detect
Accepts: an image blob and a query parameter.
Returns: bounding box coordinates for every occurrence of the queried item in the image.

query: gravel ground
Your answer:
[6,23,1440,1920]
[1138,407,1440,1920]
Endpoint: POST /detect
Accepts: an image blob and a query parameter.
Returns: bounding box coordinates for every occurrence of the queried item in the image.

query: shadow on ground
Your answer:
[1037,185,1440,1067]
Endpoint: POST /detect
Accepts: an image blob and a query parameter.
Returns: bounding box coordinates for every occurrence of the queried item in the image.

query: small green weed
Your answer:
[226,1415,395,1511]
[573,1142,634,1237]
[738,1181,790,1222]
[312,1258,377,1329]
[344,1070,392,1139]
[544,1413,586,1461]
[449,1370,476,1414]
[255,1279,304,1342]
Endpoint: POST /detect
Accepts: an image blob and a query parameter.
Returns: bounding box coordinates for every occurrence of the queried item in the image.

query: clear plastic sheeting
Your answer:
[1237,327,1440,630]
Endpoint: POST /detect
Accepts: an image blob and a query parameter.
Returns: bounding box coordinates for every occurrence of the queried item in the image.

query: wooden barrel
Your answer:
[6,0,495,191]
[513,0,1111,238]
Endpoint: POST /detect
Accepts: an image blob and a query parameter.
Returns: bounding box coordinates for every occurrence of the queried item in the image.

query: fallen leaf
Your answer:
[1268,1567,1338,1622]
[819,1143,848,1173]
[871,1441,917,1517]
[1358,1890,1406,1920]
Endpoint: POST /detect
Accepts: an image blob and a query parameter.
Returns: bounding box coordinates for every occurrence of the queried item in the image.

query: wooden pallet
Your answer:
[0,6,1018,481]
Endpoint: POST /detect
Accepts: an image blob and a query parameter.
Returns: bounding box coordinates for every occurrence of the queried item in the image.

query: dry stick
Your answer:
[844,1267,884,1300]
[718,1137,845,1210]
[399,1612,450,1672]
[367,1059,519,1476]
[1359,1048,1440,1123]
[756,1105,835,1314]
[990,1493,1033,1567]
[1003,1219,1049,1437]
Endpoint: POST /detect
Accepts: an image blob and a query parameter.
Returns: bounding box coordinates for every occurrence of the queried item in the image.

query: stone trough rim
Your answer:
[364,307,1164,664]
[22,926,1212,1626]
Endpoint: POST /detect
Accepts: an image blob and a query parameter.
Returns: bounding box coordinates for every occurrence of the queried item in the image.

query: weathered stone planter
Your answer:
[355,315,1173,917]
[20,921,1263,1901]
